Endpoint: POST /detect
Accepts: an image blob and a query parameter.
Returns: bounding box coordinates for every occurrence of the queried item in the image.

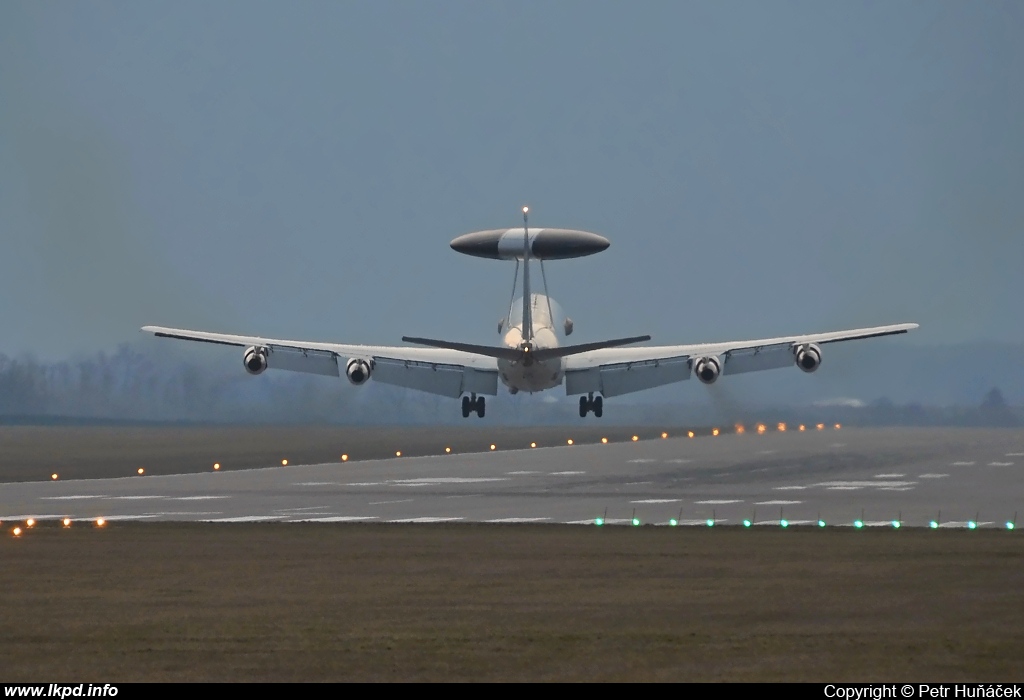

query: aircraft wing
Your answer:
[562,323,918,398]
[141,326,499,398]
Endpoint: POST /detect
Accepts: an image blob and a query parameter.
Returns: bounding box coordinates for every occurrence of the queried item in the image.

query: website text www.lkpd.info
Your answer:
[5,686,117,698]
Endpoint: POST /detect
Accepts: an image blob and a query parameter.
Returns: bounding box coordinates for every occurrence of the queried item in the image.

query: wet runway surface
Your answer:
[2,427,1022,528]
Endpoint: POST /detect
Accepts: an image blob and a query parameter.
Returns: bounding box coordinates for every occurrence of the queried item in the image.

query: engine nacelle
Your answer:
[346,358,372,385]
[243,346,268,375]
[694,356,721,385]
[794,343,822,373]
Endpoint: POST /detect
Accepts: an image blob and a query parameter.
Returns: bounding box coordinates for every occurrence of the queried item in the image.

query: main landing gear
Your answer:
[462,394,485,418]
[579,393,603,418]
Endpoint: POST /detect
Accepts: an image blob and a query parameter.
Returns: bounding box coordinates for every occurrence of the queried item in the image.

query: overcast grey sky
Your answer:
[1,1,1022,359]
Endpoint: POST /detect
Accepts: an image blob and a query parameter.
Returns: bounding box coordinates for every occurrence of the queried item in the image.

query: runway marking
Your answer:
[774,486,807,491]
[550,471,585,476]
[143,511,223,517]
[828,487,862,490]
[204,516,283,522]
[665,459,691,464]
[918,473,949,479]
[566,518,633,525]
[173,496,229,500]
[624,481,653,486]
[295,481,345,486]
[938,521,995,528]
[288,516,378,523]
[388,517,464,523]
[0,514,74,520]
[486,517,551,523]
[41,495,108,500]
[756,519,813,526]
[988,462,1014,467]
[391,477,508,484]
[952,462,975,466]
[275,506,329,512]
[631,498,681,504]
[830,443,846,448]
[758,450,776,455]
[815,481,917,488]
[695,499,743,505]
[628,459,657,463]
[755,500,803,505]
[879,487,914,491]
[107,495,165,500]
[506,471,539,475]
[1007,452,1024,457]
[874,474,905,478]
[367,499,415,506]
[99,515,158,521]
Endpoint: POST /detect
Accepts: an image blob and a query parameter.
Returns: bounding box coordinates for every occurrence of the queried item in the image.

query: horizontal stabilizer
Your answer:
[401,335,652,362]
[531,335,651,361]
[401,337,522,361]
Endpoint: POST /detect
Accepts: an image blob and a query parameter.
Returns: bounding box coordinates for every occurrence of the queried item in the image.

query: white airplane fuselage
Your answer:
[497,293,564,393]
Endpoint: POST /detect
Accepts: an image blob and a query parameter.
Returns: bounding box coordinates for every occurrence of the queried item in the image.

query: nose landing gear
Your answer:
[579,393,603,418]
[461,394,485,418]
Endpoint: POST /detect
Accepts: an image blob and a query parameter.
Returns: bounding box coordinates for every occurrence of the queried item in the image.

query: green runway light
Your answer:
[892,520,901,529]
[779,519,789,528]
[854,520,864,529]
[669,519,678,527]
[594,518,604,527]
[632,518,640,527]
[929,520,939,529]
[968,521,977,530]
[817,520,826,528]
[1007,522,1015,530]
[705,519,714,527]
[742,519,752,528]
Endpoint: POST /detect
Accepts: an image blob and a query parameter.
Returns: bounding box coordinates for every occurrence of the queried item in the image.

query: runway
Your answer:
[3,427,1022,528]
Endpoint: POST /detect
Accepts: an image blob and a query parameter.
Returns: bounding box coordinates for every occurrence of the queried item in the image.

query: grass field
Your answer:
[2,522,1022,681]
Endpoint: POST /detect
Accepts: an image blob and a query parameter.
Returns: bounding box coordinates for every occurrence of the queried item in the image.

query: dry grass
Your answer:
[2,522,1022,681]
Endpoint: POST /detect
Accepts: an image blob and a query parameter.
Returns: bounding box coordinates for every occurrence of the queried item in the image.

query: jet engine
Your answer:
[346,358,372,385]
[694,356,721,385]
[243,346,268,375]
[794,343,822,373]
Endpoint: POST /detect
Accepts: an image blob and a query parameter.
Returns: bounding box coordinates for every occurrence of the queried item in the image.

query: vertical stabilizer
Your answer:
[521,206,532,345]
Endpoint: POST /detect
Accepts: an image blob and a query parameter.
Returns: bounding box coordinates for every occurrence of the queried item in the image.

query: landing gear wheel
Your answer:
[461,395,471,418]
[580,394,604,418]
[476,396,485,418]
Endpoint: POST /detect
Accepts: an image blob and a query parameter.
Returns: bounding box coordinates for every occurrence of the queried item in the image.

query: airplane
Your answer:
[143,207,918,418]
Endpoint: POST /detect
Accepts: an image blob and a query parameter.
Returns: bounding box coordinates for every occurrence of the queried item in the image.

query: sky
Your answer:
[1,1,1022,362]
